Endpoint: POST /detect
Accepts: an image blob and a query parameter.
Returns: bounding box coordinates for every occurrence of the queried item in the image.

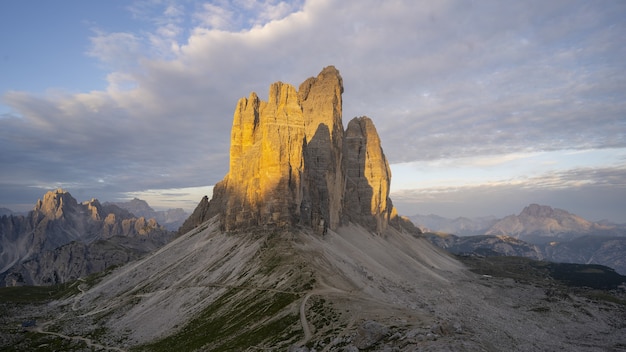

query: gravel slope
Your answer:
[5,217,624,351]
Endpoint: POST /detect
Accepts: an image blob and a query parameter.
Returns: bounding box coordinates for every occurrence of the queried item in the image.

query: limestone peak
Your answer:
[34,188,79,219]
[195,67,417,235]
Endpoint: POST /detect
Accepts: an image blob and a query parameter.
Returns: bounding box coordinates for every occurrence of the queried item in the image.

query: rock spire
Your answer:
[196,66,416,234]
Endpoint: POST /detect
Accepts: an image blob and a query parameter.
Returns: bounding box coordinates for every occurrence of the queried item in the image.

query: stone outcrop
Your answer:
[178,195,210,235]
[190,66,418,235]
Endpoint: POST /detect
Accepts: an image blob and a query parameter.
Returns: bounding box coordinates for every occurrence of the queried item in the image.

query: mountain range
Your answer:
[413,204,626,274]
[1,67,624,351]
[0,189,173,286]
[0,207,14,217]
[107,198,188,231]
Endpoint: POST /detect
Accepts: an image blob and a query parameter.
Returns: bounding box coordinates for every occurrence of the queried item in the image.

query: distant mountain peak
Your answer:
[33,188,79,219]
[519,204,570,218]
[487,203,594,240]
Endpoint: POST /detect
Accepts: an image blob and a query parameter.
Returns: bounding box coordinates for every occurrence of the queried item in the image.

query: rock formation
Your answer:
[0,189,172,286]
[342,116,395,234]
[178,195,210,235]
[192,66,415,234]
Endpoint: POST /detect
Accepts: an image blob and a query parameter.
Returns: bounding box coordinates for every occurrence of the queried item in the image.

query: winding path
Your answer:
[297,285,347,347]
[33,321,126,352]
[30,278,127,352]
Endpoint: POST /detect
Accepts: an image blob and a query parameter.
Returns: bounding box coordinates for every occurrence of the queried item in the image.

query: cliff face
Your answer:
[194,66,414,235]
[299,67,345,232]
[343,116,394,234]
[209,82,307,231]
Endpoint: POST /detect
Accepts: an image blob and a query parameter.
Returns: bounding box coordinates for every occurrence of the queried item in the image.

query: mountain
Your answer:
[485,204,613,242]
[0,207,13,216]
[418,204,626,274]
[2,68,625,351]
[410,214,497,235]
[108,198,188,231]
[424,232,544,260]
[0,189,172,286]
[182,66,416,235]
[545,235,626,274]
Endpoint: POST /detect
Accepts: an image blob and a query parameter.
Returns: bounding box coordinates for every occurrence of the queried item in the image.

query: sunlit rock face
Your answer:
[202,66,413,234]
[210,81,308,231]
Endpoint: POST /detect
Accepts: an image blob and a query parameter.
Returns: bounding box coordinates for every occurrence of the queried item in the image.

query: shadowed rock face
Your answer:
[195,66,414,234]
[342,116,394,234]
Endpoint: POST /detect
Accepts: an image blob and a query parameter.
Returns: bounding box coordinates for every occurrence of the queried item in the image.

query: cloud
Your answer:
[391,165,626,222]
[1,0,625,215]
[123,185,214,211]
[87,31,144,69]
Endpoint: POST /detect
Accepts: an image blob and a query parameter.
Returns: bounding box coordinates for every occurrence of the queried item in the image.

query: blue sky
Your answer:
[1,0,625,222]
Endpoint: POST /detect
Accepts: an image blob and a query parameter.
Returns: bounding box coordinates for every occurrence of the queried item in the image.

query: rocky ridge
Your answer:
[0,189,171,286]
[108,198,188,231]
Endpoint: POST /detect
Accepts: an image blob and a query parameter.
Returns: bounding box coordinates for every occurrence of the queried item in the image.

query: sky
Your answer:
[1,0,625,222]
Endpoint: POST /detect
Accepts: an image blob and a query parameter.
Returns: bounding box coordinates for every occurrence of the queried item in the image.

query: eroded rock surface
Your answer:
[194,66,414,234]
[343,116,395,234]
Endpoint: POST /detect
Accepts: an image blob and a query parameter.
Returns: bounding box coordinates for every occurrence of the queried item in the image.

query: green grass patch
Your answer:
[0,283,78,303]
[545,262,626,290]
[0,263,123,304]
[458,255,626,305]
[135,288,302,352]
[0,331,88,352]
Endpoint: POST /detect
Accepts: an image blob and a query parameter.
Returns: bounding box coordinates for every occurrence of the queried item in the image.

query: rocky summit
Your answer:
[188,66,414,235]
[183,66,410,233]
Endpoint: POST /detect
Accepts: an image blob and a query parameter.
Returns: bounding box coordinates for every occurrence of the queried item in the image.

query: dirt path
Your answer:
[29,278,127,351]
[71,278,86,311]
[33,322,126,352]
[297,285,347,347]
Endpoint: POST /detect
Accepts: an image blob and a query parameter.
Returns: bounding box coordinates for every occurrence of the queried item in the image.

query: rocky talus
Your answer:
[190,66,414,235]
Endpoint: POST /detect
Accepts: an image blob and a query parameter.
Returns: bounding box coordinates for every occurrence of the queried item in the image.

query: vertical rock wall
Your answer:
[202,66,410,234]
[299,66,345,233]
[342,116,394,234]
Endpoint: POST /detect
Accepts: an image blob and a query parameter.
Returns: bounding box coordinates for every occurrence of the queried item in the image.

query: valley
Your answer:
[1,218,625,351]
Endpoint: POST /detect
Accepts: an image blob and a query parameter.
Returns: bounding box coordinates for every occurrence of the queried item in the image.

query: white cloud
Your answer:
[87,31,144,69]
[195,3,235,30]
